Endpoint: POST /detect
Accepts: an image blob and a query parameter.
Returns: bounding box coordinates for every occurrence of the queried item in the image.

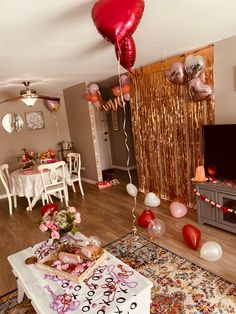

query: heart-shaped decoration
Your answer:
[144,192,161,207]
[138,208,155,228]
[185,54,205,78]
[188,78,213,101]
[165,62,187,85]
[115,36,136,70]
[182,224,201,250]
[170,202,188,218]
[91,0,145,46]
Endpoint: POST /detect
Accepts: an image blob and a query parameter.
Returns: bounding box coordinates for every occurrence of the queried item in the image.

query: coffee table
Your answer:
[8,233,153,313]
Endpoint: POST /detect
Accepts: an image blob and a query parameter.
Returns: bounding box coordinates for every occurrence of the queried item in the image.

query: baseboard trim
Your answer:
[81,177,96,184]
[112,165,136,171]
[0,194,7,200]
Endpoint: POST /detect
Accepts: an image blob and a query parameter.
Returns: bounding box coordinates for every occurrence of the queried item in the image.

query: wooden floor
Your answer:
[0,170,235,296]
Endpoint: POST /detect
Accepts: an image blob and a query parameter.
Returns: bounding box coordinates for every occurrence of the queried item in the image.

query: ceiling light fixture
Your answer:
[20,81,38,107]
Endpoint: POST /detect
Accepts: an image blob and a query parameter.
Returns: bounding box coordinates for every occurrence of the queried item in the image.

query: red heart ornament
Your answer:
[91,0,145,47]
[182,224,201,250]
[115,36,136,70]
[138,208,155,228]
[41,203,58,216]
[188,78,213,101]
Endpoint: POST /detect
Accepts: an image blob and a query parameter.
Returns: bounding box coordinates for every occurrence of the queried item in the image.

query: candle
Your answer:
[195,166,206,181]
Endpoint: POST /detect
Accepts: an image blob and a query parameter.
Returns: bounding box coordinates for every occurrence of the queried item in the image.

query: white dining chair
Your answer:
[0,164,17,214]
[67,152,84,197]
[38,161,69,207]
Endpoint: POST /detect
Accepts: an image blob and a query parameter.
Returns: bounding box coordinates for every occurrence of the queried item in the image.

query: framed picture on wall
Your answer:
[25,111,45,130]
[111,110,119,131]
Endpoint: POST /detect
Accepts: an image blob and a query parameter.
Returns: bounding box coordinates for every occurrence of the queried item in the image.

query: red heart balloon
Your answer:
[138,208,155,228]
[91,0,145,47]
[41,203,58,216]
[115,36,136,70]
[182,224,201,250]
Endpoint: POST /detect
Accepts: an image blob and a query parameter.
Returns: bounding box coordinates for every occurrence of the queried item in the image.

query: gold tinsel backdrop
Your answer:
[129,45,214,207]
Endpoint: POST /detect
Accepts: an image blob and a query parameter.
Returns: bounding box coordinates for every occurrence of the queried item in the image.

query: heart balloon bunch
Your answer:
[91,0,145,70]
[86,83,103,110]
[112,75,131,101]
[46,99,60,112]
[165,54,213,102]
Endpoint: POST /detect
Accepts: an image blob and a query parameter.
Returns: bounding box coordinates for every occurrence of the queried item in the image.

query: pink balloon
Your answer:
[166,62,188,85]
[89,83,99,95]
[91,0,145,47]
[120,74,129,86]
[170,202,188,218]
[115,36,136,70]
[123,93,130,101]
[188,78,213,101]
[46,99,60,112]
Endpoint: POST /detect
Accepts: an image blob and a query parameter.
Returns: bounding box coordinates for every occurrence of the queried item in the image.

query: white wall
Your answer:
[215,35,236,123]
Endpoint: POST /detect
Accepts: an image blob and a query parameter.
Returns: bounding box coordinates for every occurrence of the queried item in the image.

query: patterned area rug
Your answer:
[1,233,235,314]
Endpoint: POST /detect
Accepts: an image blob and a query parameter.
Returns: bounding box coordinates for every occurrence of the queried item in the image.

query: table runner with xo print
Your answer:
[20,236,151,314]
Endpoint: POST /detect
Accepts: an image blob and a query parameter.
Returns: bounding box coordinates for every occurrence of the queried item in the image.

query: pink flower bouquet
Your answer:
[39,206,81,242]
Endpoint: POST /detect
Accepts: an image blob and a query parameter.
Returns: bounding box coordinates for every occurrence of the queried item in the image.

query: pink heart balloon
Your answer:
[166,62,187,85]
[115,36,136,70]
[91,0,145,47]
[170,202,187,218]
[46,99,60,112]
[188,78,213,101]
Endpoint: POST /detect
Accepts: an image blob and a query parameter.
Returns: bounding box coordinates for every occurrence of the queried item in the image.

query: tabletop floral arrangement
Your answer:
[39,204,81,243]
[18,148,39,168]
[40,149,57,163]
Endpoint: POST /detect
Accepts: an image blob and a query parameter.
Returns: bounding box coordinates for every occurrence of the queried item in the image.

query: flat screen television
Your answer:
[203,124,236,180]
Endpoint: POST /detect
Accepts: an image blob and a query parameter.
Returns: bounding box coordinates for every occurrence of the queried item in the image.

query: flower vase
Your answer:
[54,234,70,251]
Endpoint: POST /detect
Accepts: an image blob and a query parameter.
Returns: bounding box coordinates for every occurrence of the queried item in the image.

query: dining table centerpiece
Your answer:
[18,148,39,169]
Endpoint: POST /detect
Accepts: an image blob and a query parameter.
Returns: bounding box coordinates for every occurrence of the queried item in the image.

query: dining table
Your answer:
[10,164,72,211]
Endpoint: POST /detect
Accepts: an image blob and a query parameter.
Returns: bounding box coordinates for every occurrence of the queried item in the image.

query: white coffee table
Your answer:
[8,233,153,314]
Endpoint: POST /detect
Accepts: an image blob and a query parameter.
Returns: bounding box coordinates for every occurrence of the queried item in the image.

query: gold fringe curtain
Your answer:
[129,45,214,206]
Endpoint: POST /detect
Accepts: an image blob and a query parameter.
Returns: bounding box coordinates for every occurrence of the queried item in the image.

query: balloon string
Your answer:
[117,61,132,184]
[53,112,61,143]
[117,59,137,234]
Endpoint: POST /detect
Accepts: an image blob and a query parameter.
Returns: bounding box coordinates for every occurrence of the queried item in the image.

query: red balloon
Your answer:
[85,93,91,101]
[90,94,99,104]
[138,208,155,228]
[112,86,121,97]
[115,36,136,70]
[122,84,131,94]
[41,203,58,216]
[182,224,201,250]
[91,0,145,47]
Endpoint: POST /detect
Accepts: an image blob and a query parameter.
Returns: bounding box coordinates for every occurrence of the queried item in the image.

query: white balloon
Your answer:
[126,183,138,197]
[144,192,161,207]
[123,93,130,101]
[200,241,223,262]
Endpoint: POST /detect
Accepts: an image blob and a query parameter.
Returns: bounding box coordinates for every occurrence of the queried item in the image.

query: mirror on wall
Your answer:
[2,113,24,133]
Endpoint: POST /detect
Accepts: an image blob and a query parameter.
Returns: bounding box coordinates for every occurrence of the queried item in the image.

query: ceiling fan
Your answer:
[0,81,60,107]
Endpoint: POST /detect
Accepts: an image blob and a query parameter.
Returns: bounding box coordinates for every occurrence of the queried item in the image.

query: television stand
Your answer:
[195,181,236,234]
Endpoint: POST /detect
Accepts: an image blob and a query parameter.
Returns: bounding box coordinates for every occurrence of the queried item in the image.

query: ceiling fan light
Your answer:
[21,96,38,107]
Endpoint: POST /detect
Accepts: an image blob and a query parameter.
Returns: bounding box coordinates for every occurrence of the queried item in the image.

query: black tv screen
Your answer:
[203,124,236,180]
